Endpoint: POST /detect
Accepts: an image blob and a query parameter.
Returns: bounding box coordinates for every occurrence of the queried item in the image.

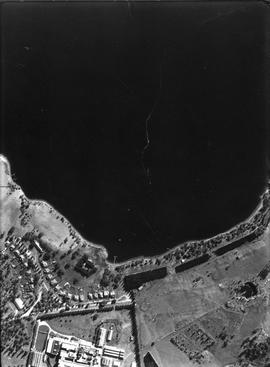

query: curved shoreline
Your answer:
[0,154,109,258]
[110,185,268,268]
[0,153,269,269]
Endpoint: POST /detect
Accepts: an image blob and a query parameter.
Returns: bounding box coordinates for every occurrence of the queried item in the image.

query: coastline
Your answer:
[0,153,269,269]
[0,154,109,259]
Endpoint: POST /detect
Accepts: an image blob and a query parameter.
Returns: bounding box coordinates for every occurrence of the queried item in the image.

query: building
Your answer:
[107,329,113,342]
[61,341,78,352]
[19,254,26,262]
[33,240,44,253]
[14,297,24,310]
[101,357,111,367]
[46,338,61,355]
[74,256,96,277]
[44,333,125,367]
[103,346,124,360]
[26,250,33,259]
[50,279,58,286]
[96,328,107,348]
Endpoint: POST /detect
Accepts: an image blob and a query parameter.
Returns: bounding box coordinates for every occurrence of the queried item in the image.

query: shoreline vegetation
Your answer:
[1,154,270,282]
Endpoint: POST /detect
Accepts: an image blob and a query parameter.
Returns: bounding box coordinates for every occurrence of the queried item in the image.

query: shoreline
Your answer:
[1,153,269,268]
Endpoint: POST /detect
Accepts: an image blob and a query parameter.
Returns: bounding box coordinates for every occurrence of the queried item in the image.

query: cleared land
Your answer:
[136,226,270,366]
[47,309,133,348]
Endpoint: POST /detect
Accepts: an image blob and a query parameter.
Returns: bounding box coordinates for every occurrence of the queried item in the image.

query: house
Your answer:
[26,250,32,259]
[14,297,24,310]
[79,294,85,302]
[74,255,96,277]
[19,254,26,262]
[33,240,43,253]
[50,279,58,286]
[104,291,109,298]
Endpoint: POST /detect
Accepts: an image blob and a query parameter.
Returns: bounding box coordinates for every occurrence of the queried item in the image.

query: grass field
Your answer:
[136,226,270,366]
[47,309,132,345]
[35,325,49,352]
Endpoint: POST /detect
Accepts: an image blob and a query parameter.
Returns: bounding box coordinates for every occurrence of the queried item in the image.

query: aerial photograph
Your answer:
[0,2,270,367]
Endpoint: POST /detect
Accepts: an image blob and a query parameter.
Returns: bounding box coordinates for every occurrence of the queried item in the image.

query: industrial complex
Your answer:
[28,322,130,367]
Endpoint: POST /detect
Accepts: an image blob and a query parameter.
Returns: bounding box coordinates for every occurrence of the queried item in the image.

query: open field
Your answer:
[47,309,133,350]
[136,226,270,366]
[35,325,49,352]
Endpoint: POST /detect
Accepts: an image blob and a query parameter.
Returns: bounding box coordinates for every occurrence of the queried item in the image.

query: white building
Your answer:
[101,357,111,367]
[97,328,107,348]
[14,297,24,310]
[107,329,113,342]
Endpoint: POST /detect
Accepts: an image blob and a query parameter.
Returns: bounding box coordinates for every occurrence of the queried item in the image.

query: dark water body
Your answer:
[124,267,167,291]
[144,353,159,367]
[1,2,269,262]
[214,232,258,256]
[175,254,210,274]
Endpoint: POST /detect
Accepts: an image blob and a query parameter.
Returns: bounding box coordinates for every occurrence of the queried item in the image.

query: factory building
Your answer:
[107,329,113,342]
[96,327,107,347]
[103,346,124,360]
